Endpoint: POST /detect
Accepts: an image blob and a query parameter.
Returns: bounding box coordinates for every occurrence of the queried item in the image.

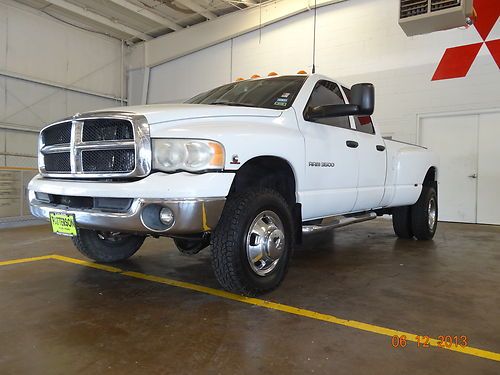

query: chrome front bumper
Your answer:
[29,192,225,236]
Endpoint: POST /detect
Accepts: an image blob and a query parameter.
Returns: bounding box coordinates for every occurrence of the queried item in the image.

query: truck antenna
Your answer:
[312,0,317,74]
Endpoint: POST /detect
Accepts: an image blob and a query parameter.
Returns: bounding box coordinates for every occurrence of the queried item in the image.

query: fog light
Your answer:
[159,207,174,226]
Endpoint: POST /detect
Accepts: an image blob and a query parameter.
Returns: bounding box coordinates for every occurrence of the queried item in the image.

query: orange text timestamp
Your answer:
[391,335,468,349]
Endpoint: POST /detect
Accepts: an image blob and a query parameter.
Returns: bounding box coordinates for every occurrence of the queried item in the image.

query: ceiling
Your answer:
[16,0,270,44]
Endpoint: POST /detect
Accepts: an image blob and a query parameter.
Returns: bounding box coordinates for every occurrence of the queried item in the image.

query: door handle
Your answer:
[468,173,477,179]
[376,145,385,151]
[346,140,359,148]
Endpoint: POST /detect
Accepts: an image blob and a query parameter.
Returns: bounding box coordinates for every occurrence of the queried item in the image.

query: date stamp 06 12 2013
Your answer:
[391,335,468,349]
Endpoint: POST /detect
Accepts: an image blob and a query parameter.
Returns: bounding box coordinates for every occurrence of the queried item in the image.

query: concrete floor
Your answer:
[0,220,499,374]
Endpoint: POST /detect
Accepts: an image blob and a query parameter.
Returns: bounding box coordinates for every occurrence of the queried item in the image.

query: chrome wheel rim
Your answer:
[246,210,285,276]
[428,198,437,230]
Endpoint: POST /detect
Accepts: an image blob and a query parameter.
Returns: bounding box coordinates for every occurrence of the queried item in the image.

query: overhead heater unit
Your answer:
[399,0,474,36]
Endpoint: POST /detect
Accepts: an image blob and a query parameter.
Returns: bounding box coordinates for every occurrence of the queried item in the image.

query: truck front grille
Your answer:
[82,149,135,173]
[39,113,151,178]
[82,119,134,142]
[43,122,72,146]
[44,153,71,173]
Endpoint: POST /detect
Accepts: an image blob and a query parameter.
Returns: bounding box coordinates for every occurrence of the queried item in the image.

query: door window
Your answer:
[304,80,351,129]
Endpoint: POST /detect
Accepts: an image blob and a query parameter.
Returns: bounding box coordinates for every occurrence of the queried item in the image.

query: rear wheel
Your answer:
[210,187,293,296]
[392,206,413,239]
[411,186,438,240]
[72,229,145,262]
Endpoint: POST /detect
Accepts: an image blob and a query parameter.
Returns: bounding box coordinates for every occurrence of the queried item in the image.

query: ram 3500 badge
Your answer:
[29,74,438,296]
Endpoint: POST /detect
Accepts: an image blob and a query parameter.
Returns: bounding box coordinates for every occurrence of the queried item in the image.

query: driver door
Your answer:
[296,80,359,220]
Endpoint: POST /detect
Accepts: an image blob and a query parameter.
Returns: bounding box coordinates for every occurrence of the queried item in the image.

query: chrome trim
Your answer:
[246,210,285,276]
[302,212,377,234]
[73,140,136,151]
[42,144,71,154]
[38,111,151,179]
[29,191,225,235]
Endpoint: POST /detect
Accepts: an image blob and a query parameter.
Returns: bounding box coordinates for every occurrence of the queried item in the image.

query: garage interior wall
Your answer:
[141,0,500,144]
[0,0,125,219]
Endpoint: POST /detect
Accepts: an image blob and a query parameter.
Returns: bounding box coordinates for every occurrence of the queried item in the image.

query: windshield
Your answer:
[185,76,307,110]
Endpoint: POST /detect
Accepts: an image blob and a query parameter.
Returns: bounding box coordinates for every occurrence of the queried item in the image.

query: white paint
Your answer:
[40,74,437,223]
[420,115,478,223]
[477,113,500,225]
[420,112,500,225]
[29,172,234,199]
[353,131,386,211]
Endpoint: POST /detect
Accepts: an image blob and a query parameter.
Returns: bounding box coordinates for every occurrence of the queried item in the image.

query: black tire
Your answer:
[210,187,294,296]
[411,185,438,240]
[392,206,413,239]
[174,237,210,255]
[72,229,145,262]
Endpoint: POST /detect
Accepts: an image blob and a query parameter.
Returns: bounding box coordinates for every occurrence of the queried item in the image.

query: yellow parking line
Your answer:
[1,254,499,362]
[50,254,122,273]
[0,255,53,266]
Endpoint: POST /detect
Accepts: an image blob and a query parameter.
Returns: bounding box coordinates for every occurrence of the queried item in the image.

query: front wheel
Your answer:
[210,188,294,296]
[72,229,145,262]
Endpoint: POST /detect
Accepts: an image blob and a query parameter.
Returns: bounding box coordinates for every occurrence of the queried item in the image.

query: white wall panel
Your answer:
[2,77,63,127]
[0,5,6,69]
[128,68,147,106]
[66,91,119,115]
[0,0,125,170]
[147,41,231,103]
[231,11,313,79]
[5,131,37,155]
[66,34,123,98]
[0,0,124,98]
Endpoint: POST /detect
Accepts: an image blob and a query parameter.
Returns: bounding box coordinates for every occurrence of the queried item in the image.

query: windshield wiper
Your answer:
[209,101,256,108]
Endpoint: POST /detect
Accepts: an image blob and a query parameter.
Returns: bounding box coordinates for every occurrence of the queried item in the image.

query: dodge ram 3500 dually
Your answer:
[29,74,439,295]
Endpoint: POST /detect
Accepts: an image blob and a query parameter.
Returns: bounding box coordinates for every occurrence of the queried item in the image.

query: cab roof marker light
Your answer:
[297,70,307,74]
[268,72,278,76]
[235,77,245,81]
[250,74,261,79]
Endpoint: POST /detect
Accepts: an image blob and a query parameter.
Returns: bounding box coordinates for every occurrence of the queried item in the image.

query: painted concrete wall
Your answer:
[143,0,500,143]
[0,0,125,168]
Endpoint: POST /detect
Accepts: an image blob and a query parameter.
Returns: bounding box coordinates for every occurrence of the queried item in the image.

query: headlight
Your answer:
[152,139,225,172]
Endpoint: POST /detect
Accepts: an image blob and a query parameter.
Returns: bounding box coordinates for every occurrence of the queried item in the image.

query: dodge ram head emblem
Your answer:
[230,154,240,165]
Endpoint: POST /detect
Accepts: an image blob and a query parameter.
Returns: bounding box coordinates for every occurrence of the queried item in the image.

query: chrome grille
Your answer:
[82,149,135,173]
[39,113,151,179]
[44,152,71,173]
[43,122,72,146]
[82,119,134,142]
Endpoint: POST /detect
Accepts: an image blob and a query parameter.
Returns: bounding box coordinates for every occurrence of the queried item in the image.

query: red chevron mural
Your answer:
[432,0,500,81]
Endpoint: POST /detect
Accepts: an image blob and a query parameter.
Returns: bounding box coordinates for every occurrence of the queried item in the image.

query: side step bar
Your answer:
[302,211,377,234]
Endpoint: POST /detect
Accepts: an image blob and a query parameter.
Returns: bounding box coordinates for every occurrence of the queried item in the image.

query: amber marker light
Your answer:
[297,70,308,74]
[250,74,261,79]
[268,72,278,76]
[209,142,225,168]
[235,77,245,81]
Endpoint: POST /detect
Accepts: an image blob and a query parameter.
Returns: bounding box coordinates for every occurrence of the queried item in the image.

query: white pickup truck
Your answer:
[28,73,438,295]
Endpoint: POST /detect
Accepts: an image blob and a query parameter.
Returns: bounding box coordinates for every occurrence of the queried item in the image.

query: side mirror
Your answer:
[306,83,374,120]
[350,83,374,115]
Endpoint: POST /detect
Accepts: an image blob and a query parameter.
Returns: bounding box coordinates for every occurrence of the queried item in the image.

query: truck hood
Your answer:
[96,103,283,125]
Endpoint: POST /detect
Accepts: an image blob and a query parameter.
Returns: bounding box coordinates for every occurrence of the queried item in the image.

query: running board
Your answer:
[302,212,377,234]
